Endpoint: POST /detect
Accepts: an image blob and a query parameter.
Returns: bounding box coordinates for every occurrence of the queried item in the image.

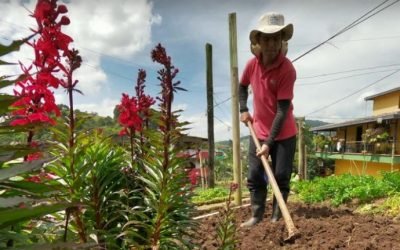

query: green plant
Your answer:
[0,36,74,248]
[216,183,238,250]
[382,171,400,192]
[192,187,230,204]
[313,134,331,152]
[292,174,394,206]
[120,44,196,249]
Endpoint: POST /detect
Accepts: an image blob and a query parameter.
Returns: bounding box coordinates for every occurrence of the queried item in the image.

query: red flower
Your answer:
[12,0,74,128]
[26,175,41,183]
[117,94,142,134]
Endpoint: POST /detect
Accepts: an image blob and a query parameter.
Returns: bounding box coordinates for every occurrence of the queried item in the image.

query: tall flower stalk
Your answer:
[140,43,193,249]
[14,0,86,243]
[117,69,154,164]
[11,0,72,143]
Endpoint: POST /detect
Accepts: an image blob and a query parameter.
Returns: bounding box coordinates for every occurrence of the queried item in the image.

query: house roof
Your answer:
[310,111,400,132]
[180,135,208,144]
[364,86,400,101]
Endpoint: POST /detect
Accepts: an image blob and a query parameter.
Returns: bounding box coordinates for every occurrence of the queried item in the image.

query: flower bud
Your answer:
[57,5,68,14]
[59,16,70,25]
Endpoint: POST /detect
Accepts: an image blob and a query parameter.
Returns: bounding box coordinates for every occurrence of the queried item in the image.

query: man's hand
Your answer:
[240,112,253,126]
[256,143,269,158]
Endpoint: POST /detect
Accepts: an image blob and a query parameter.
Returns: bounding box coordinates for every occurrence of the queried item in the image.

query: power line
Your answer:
[292,0,399,63]
[298,63,400,79]
[214,115,231,130]
[213,94,231,120]
[297,68,400,86]
[213,96,231,108]
[305,69,400,116]
[292,35,400,48]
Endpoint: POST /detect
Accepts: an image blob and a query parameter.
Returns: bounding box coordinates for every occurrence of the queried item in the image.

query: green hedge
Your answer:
[292,172,400,206]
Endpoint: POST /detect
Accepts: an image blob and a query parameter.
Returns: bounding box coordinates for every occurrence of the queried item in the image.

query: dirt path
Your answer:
[194,202,400,249]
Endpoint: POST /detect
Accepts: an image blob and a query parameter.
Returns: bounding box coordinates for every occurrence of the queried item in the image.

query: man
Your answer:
[239,12,297,227]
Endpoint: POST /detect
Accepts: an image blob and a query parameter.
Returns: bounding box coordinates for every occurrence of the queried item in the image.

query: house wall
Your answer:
[372,91,400,115]
[335,159,400,177]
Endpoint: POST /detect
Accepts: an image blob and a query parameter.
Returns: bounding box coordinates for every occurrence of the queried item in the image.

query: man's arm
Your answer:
[239,84,249,113]
[264,100,291,147]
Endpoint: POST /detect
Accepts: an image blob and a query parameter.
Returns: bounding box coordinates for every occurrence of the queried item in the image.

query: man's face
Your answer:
[258,32,282,63]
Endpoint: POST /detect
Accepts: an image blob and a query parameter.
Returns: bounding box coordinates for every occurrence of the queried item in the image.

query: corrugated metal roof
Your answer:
[310,111,400,132]
[364,86,400,100]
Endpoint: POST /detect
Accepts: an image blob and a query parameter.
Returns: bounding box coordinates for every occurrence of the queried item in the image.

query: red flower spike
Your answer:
[12,0,77,128]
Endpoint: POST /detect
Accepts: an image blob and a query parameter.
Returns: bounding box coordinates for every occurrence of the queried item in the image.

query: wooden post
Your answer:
[199,154,205,189]
[297,117,305,180]
[304,146,308,180]
[229,13,242,205]
[391,120,398,172]
[206,43,215,188]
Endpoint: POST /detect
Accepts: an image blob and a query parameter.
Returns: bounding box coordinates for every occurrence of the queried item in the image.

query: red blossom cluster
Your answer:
[135,69,155,121]
[117,69,155,136]
[11,0,73,126]
[117,94,142,135]
[26,141,43,162]
[230,182,239,192]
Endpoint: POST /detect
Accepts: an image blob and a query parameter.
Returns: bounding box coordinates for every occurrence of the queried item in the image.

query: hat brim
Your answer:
[250,23,293,44]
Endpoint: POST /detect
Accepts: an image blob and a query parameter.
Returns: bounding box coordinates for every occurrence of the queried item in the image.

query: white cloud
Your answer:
[65,0,160,59]
[75,98,119,117]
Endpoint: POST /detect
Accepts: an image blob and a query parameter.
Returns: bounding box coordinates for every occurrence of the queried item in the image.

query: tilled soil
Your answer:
[194,202,400,249]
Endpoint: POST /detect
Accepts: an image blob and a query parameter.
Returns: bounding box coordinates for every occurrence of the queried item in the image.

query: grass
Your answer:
[191,185,249,206]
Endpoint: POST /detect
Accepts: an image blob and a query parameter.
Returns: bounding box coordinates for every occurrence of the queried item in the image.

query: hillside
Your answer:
[305,119,330,128]
[215,119,329,144]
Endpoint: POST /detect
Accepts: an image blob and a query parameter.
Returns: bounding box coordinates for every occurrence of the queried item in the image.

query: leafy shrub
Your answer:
[382,171,400,192]
[292,173,395,206]
[192,187,229,204]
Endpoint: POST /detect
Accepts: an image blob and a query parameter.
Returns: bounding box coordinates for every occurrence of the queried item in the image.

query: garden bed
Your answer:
[194,201,400,249]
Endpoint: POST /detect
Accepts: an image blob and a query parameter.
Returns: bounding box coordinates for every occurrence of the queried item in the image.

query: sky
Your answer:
[1,0,400,141]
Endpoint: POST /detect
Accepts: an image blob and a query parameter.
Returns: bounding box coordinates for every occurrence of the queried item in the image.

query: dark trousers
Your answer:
[247,135,296,194]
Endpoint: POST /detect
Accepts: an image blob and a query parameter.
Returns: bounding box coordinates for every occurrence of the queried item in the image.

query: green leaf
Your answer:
[0,35,33,57]
[13,242,99,250]
[0,59,17,65]
[0,197,36,208]
[0,94,18,114]
[0,180,62,196]
[0,146,38,163]
[0,74,27,88]
[0,158,50,181]
[0,202,72,229]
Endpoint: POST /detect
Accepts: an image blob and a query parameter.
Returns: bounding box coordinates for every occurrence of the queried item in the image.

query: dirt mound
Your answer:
[194,202,400,249]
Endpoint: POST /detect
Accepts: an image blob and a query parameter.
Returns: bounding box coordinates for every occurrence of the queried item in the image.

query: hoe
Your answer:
[247,121,300,241]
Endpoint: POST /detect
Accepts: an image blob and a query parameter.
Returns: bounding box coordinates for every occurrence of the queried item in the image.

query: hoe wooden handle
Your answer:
[247,121,298,238]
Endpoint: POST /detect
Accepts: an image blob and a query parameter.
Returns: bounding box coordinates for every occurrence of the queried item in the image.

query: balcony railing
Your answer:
[317,140,400,156]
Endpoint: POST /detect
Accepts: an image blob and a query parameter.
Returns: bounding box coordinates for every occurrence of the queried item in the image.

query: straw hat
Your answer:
[249,12,293,44]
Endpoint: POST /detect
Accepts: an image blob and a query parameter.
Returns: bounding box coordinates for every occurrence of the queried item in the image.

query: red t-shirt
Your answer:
[240,53,297,141]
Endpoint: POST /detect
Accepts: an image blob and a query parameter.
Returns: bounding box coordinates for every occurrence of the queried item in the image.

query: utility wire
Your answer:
[297,68,400,86]
[298,63,400,79]
[214,115,231,130]
[213,96,231,108]
[213,94,231,120]
[292,0,399,63]
[305,69,400,116]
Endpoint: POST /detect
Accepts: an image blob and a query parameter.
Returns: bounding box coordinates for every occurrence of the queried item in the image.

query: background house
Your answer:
[311,87,400,176]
